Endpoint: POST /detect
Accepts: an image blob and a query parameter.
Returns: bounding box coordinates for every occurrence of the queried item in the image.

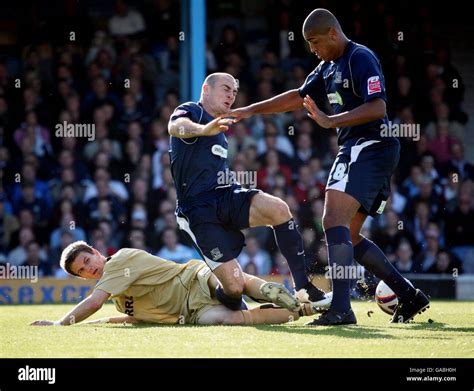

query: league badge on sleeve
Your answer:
[367,76,382,95]
[173,109,188,117]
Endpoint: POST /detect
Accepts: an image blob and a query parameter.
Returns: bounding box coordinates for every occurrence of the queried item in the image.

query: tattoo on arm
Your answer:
[169,118,203,138]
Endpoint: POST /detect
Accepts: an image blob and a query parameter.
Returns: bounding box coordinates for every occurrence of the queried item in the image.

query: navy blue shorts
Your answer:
[326,138,400,217]
[175,186,261,270]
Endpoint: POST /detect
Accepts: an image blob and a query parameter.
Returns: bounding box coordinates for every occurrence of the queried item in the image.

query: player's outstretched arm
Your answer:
[30,289,111,326]
[83,315,140,325]
[168,117,234,138]
[229,89,304,122]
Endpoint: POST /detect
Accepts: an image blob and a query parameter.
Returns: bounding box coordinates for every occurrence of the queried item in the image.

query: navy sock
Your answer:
[215,286,244,311]
[354,238,416,300]
[273,218,309,290]
[325,226,353,312]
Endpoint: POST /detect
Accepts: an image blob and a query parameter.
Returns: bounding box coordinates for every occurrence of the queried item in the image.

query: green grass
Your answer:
[1,301,473,358]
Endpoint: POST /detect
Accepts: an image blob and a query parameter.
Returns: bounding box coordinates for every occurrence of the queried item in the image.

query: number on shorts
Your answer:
[332,163,347,181]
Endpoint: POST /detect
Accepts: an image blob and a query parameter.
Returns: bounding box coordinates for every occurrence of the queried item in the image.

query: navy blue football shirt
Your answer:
[169,101,230,205]
[299,41,390,145]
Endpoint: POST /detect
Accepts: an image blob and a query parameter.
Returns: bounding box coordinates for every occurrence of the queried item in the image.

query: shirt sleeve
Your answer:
[298,64,325,99]
[95,258,138,296]
[169,102,199,122]
[350,48,386,103]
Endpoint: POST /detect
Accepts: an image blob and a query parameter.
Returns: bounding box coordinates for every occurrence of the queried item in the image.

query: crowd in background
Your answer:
[0,0,473,281]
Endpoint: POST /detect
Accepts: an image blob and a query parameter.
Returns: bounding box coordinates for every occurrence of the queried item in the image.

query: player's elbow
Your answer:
[168,122,177,136]
[373,99,386,119]
[88,297,105,311]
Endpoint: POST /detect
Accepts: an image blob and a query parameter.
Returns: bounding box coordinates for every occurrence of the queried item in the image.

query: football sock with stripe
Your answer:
[273,218,309,291]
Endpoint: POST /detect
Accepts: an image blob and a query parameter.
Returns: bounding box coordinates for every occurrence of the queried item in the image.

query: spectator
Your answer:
[22,241,51,277]
[108,0,146,37]
[394,240,419,273]
[415,223,442,271]
[442,143,474,181]
[256,150,292,194]
[239,236,272,275]
[427,250,462,275]
[444,190,474,273]
[156,228,197,264]
[227,122,257,161]
[0,195,20,252]
[7,227,35,266]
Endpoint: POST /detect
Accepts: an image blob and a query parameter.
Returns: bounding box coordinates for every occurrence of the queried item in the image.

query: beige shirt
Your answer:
[95,248,208,324]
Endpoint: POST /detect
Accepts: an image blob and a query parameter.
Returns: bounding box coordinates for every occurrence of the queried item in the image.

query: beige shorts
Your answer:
[185,265,221,324]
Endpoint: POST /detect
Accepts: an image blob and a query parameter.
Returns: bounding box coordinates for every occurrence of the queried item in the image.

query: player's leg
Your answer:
[207,269,299,311]
[351,211,417,300]
[320,189,360,318]
[241,272,300,311]
[248,192,330,307]
[176,209,246,310]
[196,304,300,325]
[249,193,307,290]
[351,210,429,323]
[211,259,246,310]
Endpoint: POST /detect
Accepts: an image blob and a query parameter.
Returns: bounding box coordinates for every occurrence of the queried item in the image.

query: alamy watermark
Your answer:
[380,121,420,141]
[217,169,257,188]
[55,121,95,141]
[0,263,38,283]
[18,366,56,385]
[325,264,365,280]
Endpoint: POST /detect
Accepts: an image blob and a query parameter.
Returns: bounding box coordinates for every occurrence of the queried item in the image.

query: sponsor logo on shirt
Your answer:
[124,295,134,316]
[327,91,343,105]
[211,145,228,158]
[367,76,382,95]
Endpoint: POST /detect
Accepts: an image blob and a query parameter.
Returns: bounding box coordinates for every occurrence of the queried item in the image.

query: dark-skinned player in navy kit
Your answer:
[168,72,332,314]
[230,9,430,325]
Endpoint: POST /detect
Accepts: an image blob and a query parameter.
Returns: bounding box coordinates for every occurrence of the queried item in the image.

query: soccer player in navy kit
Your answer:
[168,72,332,313]
[230,9,430,325]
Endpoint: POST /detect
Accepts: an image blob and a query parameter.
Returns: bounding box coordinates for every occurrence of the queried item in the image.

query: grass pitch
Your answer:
[1,301,473,358]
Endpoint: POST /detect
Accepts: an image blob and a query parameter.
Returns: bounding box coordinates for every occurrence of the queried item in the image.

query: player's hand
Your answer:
[228,107,253,123]
[303,95,334,129]
[201,117,234,136]
[30,320,58,326]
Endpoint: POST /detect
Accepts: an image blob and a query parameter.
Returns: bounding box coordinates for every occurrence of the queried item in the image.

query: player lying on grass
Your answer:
[31,241,324,326]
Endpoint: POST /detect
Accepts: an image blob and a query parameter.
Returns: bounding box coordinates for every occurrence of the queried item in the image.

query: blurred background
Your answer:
[0,0,473,301]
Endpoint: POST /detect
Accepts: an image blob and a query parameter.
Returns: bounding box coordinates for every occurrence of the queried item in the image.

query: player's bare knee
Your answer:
[270,199,292,225]
[224,282,244,298]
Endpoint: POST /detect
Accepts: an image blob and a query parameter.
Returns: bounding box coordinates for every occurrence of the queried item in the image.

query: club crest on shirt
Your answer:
[367,76,382,95]
[210,247,224,261]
